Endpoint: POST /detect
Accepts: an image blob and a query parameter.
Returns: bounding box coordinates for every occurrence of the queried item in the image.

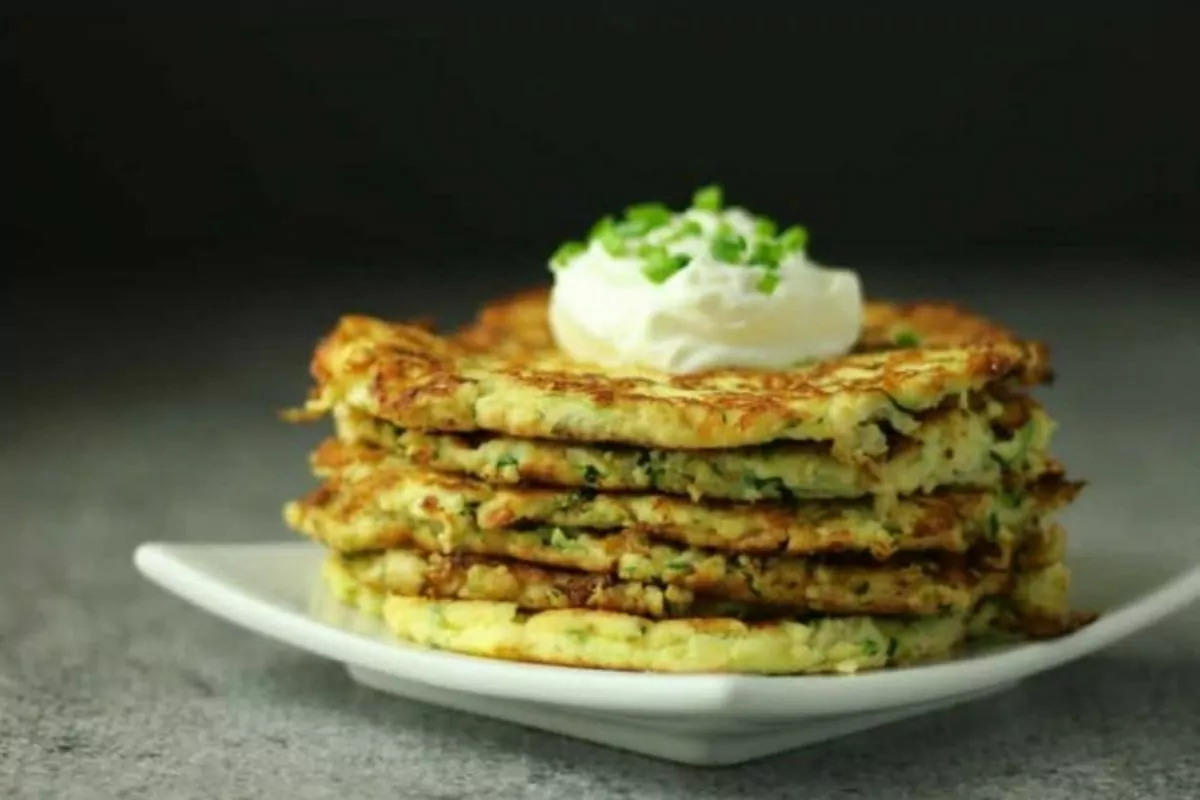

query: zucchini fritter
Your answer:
[324,555,1090,675]
[284,287,1097,673]
[330,546,1015,617]
[333,398,1056,502]
[288,439,1079,563]
[290,301,1050,458]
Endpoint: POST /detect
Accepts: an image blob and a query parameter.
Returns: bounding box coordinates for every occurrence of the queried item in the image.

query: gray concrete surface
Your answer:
[4,258,1199,798]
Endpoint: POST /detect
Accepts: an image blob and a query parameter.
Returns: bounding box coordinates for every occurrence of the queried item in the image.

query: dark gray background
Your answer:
[9,9,1200,265]
[5,10,1200,799]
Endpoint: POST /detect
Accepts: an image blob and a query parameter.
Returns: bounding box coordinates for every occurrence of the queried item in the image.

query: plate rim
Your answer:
[133,540,1200,719]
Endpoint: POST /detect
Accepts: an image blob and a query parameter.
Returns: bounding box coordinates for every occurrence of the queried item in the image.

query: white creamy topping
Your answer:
[548,206,863,373]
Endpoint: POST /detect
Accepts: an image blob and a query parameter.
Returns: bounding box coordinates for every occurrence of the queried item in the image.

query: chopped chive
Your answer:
[779,225,809,253]
[624,202,672,230]
[588,215,628,256]
[589,216,629,256]
[754,217,778,238]
[665,219,704,243]
[550,240,586,269]
[893,330,921,348]
[746,239,784,269]
[710,227,747,263]
[601,236,627,257]
[756,272,781,295]
[642,252,691,284]
[614,218,652,238]
[588,215,615,240]
[692,184,723,212]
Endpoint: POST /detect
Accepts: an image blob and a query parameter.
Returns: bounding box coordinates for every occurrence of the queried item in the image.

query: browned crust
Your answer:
[295,438,1082,560]
[336,548,1014,618]
[1016,609,1100,638]
[290,290,1052,450]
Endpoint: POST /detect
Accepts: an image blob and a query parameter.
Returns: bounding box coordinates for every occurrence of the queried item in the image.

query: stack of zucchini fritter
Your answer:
[283,289,1093,674]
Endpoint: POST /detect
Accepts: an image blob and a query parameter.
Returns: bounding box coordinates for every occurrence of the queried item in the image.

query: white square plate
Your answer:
[134,541,1200,766]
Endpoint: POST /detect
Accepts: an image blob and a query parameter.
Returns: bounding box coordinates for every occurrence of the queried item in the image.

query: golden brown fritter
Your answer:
[330,546,1013,618]
[287,299,1051,457]
[284,286,1095,674]
[323,556,1093,674]
[332,396,1057,502]
[288,438,1079,563]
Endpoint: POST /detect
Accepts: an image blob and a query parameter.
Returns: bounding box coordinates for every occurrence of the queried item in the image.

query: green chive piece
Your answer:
[746,239,784,269]
[550,240,586,269]
[624,202,673,230]
[589,215,628,256]
[692,184,723,212]
[614,218,652,238]
[600,233,628,257]
[643,252,691,284]
[756,272,781,294]
[589,215,626,255]
[666,219,704,243]
[779,225,809,253]
[894,330,921,348]
[754,217,778,238]
[589,215,615,240]
[710,227,747,263]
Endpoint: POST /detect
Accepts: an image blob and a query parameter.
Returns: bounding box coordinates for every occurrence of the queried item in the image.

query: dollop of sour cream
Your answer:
[548,195,863,374]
